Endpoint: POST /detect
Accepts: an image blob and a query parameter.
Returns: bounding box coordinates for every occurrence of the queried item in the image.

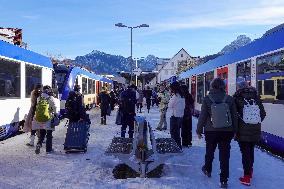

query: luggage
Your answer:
[64,121,90,153]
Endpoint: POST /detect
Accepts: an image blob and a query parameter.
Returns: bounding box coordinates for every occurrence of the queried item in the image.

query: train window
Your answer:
[197,74,204,104]
[92,80,96,94]
[236,61,251,89]
[0,59,21,98]
[88,79,92,94]
[25,64,42,98]
[205,71,214,96]
[82,77,88,94]
[257,51,284,102]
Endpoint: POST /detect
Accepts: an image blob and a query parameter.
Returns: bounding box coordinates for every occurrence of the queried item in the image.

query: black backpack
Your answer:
[65,92,81,119]
[120,91,136,114]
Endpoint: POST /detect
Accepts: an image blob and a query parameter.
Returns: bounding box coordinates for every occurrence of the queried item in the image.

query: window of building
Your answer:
[25,64,42,98]
[197,74,204,104]
[236,61,251,89]
[82,77,88,94]
[205,71,214,95]
[257,51,284,103]
[0,59,21,98]
[181,54,183,57]
[88,79,93,94]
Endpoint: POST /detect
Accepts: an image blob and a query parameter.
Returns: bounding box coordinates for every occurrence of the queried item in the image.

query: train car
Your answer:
[54,64,113,115]
[0,40,58,140]
[179,28,284,156]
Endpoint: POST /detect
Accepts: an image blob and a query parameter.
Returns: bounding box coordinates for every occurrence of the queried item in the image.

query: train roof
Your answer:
[70,67,113,84]
[0,40,52,68]
[179,27,284,79]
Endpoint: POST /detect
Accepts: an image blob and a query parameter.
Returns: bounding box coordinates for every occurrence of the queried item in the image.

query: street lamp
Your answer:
[115,23,149,84]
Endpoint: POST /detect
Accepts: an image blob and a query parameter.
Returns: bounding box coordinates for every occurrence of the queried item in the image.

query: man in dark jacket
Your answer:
[144,86,152,113]
[66,85,86,122]
[120,85,137,138]
[196,78,238,189]
[98,87,111,125]
[233,81,266,186]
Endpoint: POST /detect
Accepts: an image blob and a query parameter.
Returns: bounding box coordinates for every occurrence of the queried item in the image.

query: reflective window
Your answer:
[55,71,68,93]
[257,51,284,103]
[0,59,20,98]
[92,80,96,94]
[26,65,42,98]
[236,61,251,89]
[197,74,204,104]
[82,77,88,94]
[205,71,214,96]
[88,79,92,94]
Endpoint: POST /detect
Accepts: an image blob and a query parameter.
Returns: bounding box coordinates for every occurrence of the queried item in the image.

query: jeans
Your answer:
[204,131,234,182]
[37,130,53,152]
[238,141,255,175]
[170,116,183,148]
[121,113,135,138]
[157,108,167,129]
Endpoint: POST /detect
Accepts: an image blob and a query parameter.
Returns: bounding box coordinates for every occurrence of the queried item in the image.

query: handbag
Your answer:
[51,114,60,127]
[115,110,123,125]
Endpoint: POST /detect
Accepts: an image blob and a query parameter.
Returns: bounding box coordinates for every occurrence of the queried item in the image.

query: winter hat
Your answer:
[237,81,249,89]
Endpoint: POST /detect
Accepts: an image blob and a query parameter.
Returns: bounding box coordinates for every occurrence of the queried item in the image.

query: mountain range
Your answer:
[69,35,252,75]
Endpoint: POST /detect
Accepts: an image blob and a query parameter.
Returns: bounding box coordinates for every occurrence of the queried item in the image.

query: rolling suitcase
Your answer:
[64,121,90,153]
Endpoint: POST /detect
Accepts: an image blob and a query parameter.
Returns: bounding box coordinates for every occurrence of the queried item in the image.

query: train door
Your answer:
[96,81,100,95]
[217,67,228,94]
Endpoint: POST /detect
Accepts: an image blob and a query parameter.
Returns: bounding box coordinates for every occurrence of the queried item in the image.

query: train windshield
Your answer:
[55,70,68,93]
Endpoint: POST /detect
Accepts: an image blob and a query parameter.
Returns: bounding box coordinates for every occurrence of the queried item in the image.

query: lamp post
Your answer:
[115,23,149,84]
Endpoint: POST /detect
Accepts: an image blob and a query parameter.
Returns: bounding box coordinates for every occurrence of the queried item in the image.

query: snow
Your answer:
[0,107,284,189]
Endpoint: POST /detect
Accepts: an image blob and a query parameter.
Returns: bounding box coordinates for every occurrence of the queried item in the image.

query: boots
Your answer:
[103,118,107,125]
[26,135,35,147]
[239,175,251,186]
[101,117,104,125]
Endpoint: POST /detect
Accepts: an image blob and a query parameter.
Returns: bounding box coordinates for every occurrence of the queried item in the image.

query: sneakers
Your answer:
[156,127,162,131]
[35,144,41,154]
[239,175,251,186]
[162,127,167,130]
[202,166,211,178]
[220,182,228,188]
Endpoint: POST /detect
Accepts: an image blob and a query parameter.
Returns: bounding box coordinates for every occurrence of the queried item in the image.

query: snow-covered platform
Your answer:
[0,107,284,189]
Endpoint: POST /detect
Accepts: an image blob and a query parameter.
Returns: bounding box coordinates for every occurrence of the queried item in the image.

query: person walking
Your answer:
[98,86,111,125]
[181,84,194,147]
[196,78,238,188]
[156,86,170,130]
[233,81,266,186]
[65,85,86,123]
[32,85,58,154]
[144,86,152,113]
[120,85,137,138]
[24,84,43,146]
[136,88,144,113]
[109,90,116,111]
[168,82,185,149]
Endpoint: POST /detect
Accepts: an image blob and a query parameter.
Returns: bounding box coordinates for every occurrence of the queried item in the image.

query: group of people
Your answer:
[196,78,266,188]
[24,78,266,188]
[24,84,59,154]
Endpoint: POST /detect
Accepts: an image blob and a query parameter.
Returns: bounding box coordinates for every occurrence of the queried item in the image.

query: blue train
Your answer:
[0,40,112,140]
[179,27,284,156]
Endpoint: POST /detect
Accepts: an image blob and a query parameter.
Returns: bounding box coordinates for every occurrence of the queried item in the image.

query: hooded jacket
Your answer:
[196,89,238,134]
[233,87,266,142]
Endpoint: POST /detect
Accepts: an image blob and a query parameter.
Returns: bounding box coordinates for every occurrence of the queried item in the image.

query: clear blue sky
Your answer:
[1,0,284,59]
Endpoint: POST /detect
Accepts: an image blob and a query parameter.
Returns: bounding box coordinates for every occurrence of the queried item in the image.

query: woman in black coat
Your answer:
[181,85,194,147]
[98,87,111,125]
[233,81,266,186]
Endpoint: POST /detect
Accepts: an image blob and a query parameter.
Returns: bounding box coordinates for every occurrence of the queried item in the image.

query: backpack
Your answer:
[65,92,81,119]
[35,97,51,122]
[120,91,136,114]
[242,98,261,124]
[208,95,232,128]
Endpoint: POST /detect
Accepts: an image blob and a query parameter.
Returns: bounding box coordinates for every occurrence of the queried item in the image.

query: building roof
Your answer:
[179,27,284,79]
